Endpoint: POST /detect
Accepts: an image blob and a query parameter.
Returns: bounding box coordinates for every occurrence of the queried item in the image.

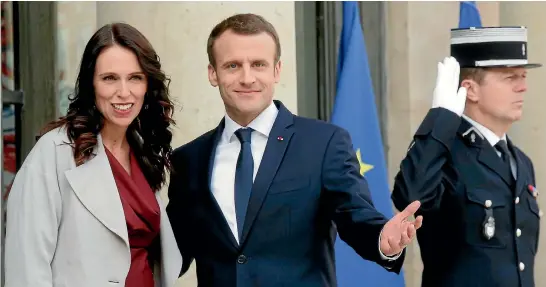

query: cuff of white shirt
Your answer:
[378,227,404,261]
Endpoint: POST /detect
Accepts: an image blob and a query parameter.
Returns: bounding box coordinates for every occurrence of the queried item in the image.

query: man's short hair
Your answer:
[207,13,281,68]
[460,67,487,85]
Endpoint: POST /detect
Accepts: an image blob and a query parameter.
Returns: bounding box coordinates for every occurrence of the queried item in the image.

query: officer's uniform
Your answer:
[391,27,542,287]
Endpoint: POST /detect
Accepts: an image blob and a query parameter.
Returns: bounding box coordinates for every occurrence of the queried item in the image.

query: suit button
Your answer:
[237,254,247,264]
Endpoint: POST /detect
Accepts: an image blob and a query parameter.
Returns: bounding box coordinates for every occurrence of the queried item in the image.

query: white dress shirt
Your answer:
[462,114,517,177]
[211,101,398,260]
[211,102,278,243]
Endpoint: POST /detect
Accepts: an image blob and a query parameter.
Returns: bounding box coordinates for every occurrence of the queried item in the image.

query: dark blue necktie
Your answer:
[495,139,514,179]
[234,128,254,241]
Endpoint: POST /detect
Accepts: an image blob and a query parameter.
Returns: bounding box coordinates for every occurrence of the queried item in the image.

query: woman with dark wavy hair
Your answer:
[4,23,182,287]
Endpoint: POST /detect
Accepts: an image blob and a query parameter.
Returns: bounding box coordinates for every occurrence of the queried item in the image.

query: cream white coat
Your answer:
[4,127,182,287]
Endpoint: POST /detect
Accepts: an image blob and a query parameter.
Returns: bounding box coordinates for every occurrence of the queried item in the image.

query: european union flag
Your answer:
[330,2,405,286]
[459,1,482,28]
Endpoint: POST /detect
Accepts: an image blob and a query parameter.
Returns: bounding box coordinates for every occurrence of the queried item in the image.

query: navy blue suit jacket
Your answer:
[167,100,404,287]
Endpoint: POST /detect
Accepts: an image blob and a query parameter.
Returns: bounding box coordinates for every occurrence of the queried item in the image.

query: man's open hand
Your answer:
[379,200,423,257]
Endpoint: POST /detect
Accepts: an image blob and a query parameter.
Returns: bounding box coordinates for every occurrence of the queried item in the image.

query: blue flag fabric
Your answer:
[459,1,482,28]
[330,2,405,286]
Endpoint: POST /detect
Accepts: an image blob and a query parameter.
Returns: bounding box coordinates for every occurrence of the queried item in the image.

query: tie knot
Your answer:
[495,140,510,155]
[235,128,253,144]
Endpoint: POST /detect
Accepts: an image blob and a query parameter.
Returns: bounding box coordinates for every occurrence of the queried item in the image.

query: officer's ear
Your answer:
[461,78,480,103]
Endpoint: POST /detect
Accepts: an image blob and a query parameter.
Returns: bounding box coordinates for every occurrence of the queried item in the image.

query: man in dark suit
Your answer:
[166,13,422,287]
[391,27,541,287]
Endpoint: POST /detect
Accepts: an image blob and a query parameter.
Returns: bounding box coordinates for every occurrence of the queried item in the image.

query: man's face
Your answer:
[208,29,281,124]
[466,67,528,123]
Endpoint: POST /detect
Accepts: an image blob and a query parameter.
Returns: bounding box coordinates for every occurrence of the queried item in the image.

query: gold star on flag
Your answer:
[356,148,374,176]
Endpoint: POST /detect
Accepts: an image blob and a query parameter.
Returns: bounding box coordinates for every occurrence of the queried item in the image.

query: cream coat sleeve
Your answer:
[4,155,62,287]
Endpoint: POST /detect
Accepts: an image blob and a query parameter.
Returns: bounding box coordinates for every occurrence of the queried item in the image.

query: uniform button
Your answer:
[485,200,492,208]
[519,262,525,271]
[515,197,520,204]
[516,229,522,237]
[540,210,544,218]
[237,254,247,264]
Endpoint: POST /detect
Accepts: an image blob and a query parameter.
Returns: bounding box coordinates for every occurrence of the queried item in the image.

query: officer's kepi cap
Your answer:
[450,26,542,69]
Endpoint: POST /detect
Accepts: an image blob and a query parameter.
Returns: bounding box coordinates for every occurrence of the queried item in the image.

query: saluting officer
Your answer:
[391,26,541,287]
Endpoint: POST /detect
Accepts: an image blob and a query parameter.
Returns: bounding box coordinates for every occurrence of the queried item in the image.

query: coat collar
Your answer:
[457,117,520,189]
[64,133,129,248]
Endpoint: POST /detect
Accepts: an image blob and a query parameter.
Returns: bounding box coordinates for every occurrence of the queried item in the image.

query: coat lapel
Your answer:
[205,120,239,251]
[64,134,129,248]
[155,192,183,287]
[240,101,294,244]
[477,144,515,188]
[458,118,514,188]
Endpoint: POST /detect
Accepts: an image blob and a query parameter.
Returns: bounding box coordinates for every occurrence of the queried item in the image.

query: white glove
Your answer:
[431,56,467,116]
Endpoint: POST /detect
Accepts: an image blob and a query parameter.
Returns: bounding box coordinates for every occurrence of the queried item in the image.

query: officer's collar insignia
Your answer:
[461,126,484,145]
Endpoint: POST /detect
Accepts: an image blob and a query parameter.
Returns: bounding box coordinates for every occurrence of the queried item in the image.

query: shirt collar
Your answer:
[222,101,279,143]
[462,114,507,147]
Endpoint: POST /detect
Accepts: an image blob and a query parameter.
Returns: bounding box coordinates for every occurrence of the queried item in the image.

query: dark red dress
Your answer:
[105,147,160,287]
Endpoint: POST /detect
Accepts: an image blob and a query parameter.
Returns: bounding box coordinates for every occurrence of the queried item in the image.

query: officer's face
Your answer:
[472,67,527,123]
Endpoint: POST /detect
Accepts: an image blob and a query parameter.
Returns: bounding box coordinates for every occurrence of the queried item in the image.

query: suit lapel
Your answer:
[240,101,294,244]
[64,134,129,248]
[205,120,239,250]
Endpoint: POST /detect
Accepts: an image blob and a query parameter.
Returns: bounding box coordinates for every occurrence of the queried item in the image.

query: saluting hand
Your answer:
[379,200,423,257]
[431,56,467,116]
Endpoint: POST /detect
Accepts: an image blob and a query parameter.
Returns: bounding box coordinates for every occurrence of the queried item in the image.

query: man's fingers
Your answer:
[387,236,399,253]
[450,57,460,90]
[414,215,423,229]
[435,62,444,86]
[399,200,421,219]
[407,223,416,239]
[457,86,467,101]
[400,230,410,247]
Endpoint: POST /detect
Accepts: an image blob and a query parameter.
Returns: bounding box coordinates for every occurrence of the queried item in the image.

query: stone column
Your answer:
[499,2,546,285]
[384,2,499,286]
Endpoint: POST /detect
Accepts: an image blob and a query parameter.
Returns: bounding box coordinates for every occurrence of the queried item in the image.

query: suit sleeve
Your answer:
[166,151,194,276]
[4,163,62,287]
[321,127,403,272]
[391,107,462,214]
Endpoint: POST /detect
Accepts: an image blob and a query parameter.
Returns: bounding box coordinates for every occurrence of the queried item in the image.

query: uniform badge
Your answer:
[483,216,495,240]
[462,127,483,144]
[482,203,495,240]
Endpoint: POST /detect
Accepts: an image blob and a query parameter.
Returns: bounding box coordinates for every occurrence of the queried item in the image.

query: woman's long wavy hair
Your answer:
[42,23,175,190]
